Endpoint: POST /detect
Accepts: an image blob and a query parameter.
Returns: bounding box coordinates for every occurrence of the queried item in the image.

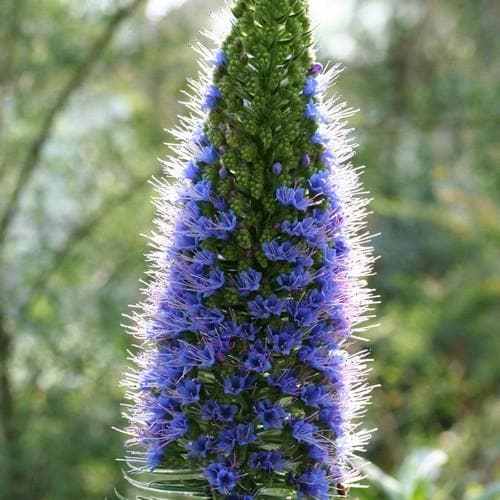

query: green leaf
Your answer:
[362,461,403,500]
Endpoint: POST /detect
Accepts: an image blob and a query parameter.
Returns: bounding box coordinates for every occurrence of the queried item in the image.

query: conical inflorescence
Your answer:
[122,1,375,498]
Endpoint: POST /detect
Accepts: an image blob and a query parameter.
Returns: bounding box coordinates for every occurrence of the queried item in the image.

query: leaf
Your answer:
[259,486,296,498]
[398,448,448,498]
[469,482,500,500]
[361,461,403,500]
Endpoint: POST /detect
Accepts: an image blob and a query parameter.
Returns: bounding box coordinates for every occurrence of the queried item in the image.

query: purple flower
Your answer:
[201,84,222,111]
[255,399,288,429]
[300,154,311,167]
[219,166,228,178]
[276,186,310,211]
[204,463,238,495]
[249,450,287,474]
[236,268,262,296]
[296,468,329,500]
[272,161,283,175]
[309,62,323,75]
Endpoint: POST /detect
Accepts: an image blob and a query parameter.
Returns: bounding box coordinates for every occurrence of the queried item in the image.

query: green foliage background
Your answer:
[0,0,498,498]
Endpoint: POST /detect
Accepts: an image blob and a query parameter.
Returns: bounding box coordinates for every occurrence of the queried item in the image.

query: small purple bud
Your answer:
[219,144,229,154]
[219,167,228,178]
[309,62,323,75]
[300,154,311,167]
[272,162,283,175]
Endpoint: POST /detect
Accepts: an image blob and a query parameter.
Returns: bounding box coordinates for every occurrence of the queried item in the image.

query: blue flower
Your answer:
[304,99,320,120]
[256,399,288,429]
[177,378,202,404]
[301,384,333,408]
[168,413,190,440]
[204,463,238,495]
[187,434,211,458]
[262,240,302,263]
[309,170,330,194]
[185,159,199,180]
[213,49,227,66]
[218,403,239,422]
[236,268,262,296]
[276,186,310,211]
[235,423,257,445]
[224,373,254,395]
[308,444,328,463]
[277,267,312,291]
[197,144,219,164]
[248,295,270,319]
[249,450,287,474]
[319,406,344,436]
[192,179,212,201]
[312,130,328,144]
[244,347,271,373]
[201,400,220,421]
[203,267,225,297]
[291,419,319,445]
[216,427,237,453]
[191,248,216,266]
[268,369,299,396]
[304,76,319,96]
[270,324,302,355]
[146,442,165,470]
[201,84,222,111]
[296,468,329,500]
[211,210,237,239]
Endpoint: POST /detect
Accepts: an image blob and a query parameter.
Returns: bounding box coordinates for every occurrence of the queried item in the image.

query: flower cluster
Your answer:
[122,0,375,498]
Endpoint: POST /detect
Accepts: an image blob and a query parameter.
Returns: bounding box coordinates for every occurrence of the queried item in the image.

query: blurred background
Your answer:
[0,0,498,498]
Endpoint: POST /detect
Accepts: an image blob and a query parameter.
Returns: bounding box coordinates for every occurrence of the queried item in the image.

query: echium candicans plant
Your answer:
[121,0,376,498]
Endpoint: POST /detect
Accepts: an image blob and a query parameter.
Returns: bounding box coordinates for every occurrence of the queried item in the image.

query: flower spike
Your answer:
[121,0,376,498]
